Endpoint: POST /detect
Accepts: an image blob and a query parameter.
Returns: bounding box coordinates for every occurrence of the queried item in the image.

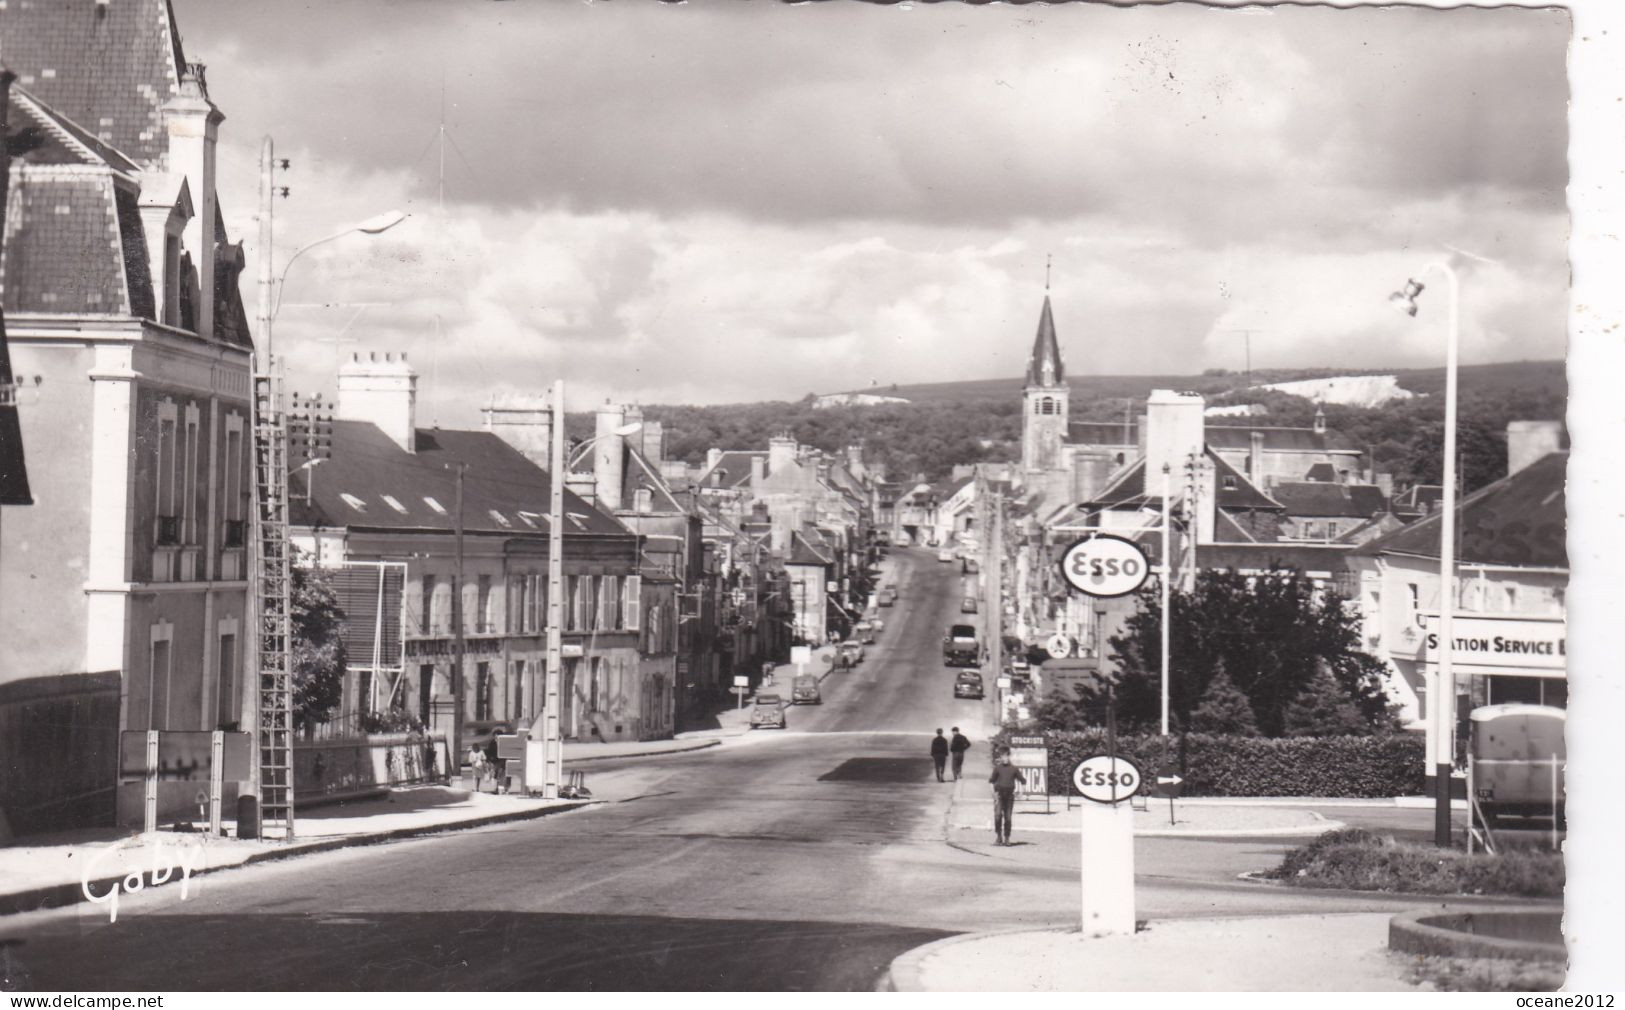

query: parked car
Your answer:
[791,673,822,705]
[964,558,980,574]
[960,597,978,614]
[838,640,866,665]
[953,671,985,700]
[936,549,955,563]
[1470,703,1565,827]
[868,616,885,633]
[878,588,898,607]
[854,621,877,644]
[750,693,787,729]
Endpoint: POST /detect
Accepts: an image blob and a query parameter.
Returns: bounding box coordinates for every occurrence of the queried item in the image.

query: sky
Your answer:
[173,0,1571,423]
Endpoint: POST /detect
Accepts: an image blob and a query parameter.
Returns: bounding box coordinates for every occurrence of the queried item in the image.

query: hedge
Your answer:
[994,730,1426,798]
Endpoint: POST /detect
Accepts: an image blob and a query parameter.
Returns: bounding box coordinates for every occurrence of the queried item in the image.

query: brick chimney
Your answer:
[1248,431,1265,484]
[751,454,767,485]
[1144,390,1205,494]
[338,352,417,453]
[594,401,626,510]
[1506,420,1562,476]
[481,393,551,467]
[768,434,797,475]
[161,63,223,340]
[565,471,597,506]
[706,448,724,473]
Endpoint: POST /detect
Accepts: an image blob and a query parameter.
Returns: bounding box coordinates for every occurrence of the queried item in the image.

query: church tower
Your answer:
[1022,294,1069,475]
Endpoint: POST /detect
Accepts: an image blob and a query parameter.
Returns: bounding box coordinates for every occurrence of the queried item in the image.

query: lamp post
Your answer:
[1391,260,1462,848]
[526,382,640,799]
[1160,463,1172,737]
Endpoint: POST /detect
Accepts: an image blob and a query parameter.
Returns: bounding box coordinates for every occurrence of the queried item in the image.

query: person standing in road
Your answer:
[930,729,949,782]
[949,727,971,781]
[989,751,1026,845]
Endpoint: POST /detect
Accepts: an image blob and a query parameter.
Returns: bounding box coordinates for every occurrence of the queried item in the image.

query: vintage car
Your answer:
[854,621,877,644]
[953,671,986,700]
[838,640,866,665]
[878,588,898,607]
[936,549,955,563]
[960,597,978,614]
[750,693,787,729]
[791,673,822,705]
[1470,703,1565,827]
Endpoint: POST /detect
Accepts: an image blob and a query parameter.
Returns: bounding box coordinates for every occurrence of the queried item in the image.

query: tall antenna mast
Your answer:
[1045,253,1052,293]
[439,73,446,216]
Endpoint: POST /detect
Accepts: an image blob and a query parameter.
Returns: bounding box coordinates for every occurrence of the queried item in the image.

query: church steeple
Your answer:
[1025,295,1065,388]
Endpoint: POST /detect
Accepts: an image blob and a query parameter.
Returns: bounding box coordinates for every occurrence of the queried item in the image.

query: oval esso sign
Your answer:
[1058,535,1150,598]
[1071,755,1143,805]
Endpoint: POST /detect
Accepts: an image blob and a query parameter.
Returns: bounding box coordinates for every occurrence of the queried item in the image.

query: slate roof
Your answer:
[1270,481,1389,519]
[0,0,187,169]
[1204,424,1361,453]
[789,527,833,566]
[1,164,136,317]
[289,419,630,539]
[1196,542,1355,576]
[698,450,765,489]
[1356,452,1567,569]
[1090,450,1281,512]
[1025,295,1065,387]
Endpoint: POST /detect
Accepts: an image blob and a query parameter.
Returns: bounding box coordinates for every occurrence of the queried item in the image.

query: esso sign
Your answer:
[1059,535,1150,598]
[1071,755,1143,805]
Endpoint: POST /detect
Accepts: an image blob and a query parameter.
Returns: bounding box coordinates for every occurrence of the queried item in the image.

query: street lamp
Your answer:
[272,210,408,321]
[1390,258,1463,848]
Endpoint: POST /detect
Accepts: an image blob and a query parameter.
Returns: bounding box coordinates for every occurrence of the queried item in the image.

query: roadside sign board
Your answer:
[1045,634,1072,659]
[1058,534,1151,598]
[1151,761,1184,799]
[733,675,749,688]
[791,645,812,668]
[728,686,749,695]
[1008,735,1049,799]
[1071,754,1143,805]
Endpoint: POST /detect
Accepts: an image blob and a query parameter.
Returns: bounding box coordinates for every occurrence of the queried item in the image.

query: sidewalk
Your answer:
[0,785,588,918]
[563,736,722,762]
[885,913,1422,991]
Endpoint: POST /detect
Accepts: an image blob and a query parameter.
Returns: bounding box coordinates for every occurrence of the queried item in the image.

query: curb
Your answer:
[884,927,1062,992]
[1388,906,1566,963]
[0,798,594,919]
[564,738,720,764]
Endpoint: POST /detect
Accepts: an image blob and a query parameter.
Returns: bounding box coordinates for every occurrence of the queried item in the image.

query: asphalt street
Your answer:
[1,548,1458,991]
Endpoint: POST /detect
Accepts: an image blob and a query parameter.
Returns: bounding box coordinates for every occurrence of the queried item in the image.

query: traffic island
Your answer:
[885,914,1423,991]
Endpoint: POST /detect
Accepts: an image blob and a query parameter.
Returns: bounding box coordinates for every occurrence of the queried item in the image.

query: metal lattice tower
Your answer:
[251,368,295,839]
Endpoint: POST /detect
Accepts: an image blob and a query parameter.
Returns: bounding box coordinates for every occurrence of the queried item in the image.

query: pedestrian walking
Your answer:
[949,727,971,781]
[989,751,1026,845]
[930,729,949,782]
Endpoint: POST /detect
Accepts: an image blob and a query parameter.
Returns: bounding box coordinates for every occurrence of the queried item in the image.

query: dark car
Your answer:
[750,694,787,729]
[953,671,985,700]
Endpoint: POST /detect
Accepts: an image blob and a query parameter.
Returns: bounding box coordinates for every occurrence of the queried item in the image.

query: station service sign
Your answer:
[1422,614,1566,675]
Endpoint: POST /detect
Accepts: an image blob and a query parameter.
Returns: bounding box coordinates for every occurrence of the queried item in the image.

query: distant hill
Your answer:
[857,360,1566,406]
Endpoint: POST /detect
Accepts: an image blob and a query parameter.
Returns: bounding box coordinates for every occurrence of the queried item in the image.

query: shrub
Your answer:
[995,730,1426,797]
[1268,828,1564,898]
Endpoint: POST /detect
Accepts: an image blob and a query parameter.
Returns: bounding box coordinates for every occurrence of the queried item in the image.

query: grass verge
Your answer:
[1404,953,1565,992]
[1265,828,1563,897]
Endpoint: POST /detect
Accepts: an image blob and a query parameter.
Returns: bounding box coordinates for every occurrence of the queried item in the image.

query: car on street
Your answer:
[791,673,821,705]
[960,597,978,614]
[964,558,980,574]
[854,621,877,644]
[750,693,787,728]
[936,549,954,563]
[838,640,865,665]
[953,671,985,700]
[878,588,898,607]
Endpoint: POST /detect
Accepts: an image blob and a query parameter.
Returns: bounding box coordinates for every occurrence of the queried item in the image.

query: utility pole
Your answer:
[985,476,1003,723]
[1160,463,1172,738]
[543,378,566,798]
[449,461,467,765]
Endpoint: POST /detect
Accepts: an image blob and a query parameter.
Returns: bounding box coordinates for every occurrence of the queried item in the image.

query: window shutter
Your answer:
[625,576,641,631]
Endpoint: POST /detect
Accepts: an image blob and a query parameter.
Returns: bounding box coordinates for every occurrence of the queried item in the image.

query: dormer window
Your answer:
[423,496,447,515]
[517,511,545,528]
[381,495,408,514]
[488,509,512,528]
[340,493,368,512]
[1222,476,1237,490]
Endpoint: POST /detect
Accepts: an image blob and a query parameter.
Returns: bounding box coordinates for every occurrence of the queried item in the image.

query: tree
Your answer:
[291,563,347,733]
[1107,567,1391,737]
[1284,663,1373,737]
[1187,663,1259,735]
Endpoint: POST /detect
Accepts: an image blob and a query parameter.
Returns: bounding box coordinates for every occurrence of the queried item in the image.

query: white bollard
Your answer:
[1080,800,1136,936]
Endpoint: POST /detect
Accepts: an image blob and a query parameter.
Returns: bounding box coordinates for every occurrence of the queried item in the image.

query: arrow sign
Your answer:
[1157,774,1183,786]
[1151,762,1183,800]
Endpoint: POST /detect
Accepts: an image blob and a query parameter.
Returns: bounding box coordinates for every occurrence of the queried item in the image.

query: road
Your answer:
[0,548,1458,991]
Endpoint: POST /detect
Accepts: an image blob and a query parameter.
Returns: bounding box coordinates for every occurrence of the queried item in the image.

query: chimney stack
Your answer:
[337,351,417,453]
[594,401,626,510]
[768,434,797,475]
[1506,420,1562,476]
[161,63,223,340]
[481,393,552,467]
[1248,431,1265,484]
[706,448,724,474]
[566,471,596,505]
[1144,390,1205,494]
[751,454,767,485]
